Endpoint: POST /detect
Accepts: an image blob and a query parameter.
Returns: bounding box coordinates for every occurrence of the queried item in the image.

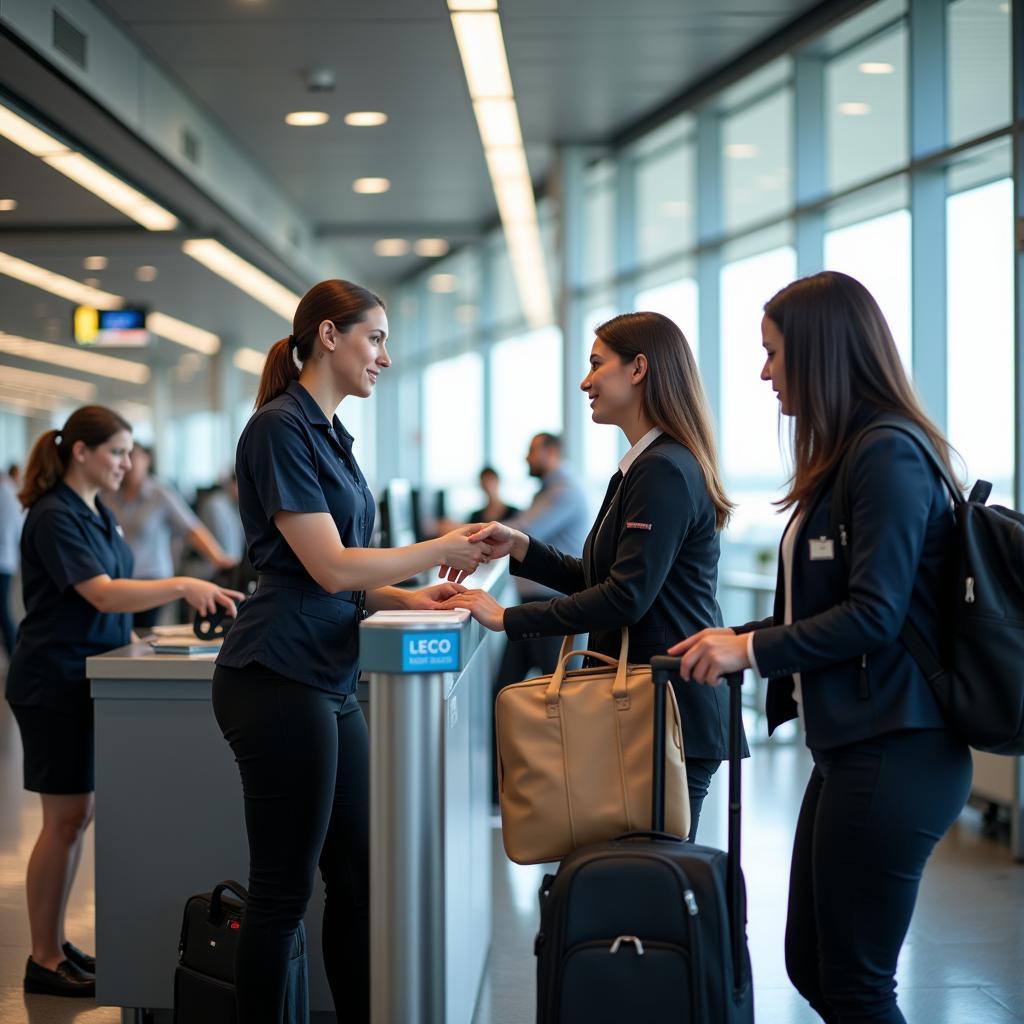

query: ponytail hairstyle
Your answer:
[255,279,385,409]
[595,311,734,529]
[19,405,132,509]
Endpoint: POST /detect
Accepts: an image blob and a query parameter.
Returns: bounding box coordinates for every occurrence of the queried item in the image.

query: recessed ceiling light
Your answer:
[284,111,330,127]
[353,177,390,194]
[0,251,123,307]
[838,101,871,116]
[414,238,450,258]
[724,143,759,159]
[147,312,220,355]
[234,347,267,376]
[0,332,150,383]
[859,62,894,75]
[0,199,16,212]
[374,239,410,257]
[84,256,108,271]
[135,265,158,282]
[428,273,459,294]
[448,1,498,10]
[345,111,388,127]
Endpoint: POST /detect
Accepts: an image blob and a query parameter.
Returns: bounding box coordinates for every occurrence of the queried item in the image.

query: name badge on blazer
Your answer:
[809,536,835,561]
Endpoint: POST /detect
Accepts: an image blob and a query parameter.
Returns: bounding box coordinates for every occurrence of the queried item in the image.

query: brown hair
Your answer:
[19,405,132,508]
[764,271,960,510]
[255,279,385,409]
[596,311,733,529]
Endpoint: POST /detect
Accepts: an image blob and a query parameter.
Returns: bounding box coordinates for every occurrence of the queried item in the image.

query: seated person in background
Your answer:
[467,466,519,525]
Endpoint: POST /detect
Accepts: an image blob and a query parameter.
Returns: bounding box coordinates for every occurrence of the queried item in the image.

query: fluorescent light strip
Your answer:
[233,347,267,376]
[0,333,151,384]
[1,364,96,400]
[182,239,301,322]
[449,6,553,328]
[147,312,220,355]
[0,388,61,415]
[0,251,124,308]
[0,103,178,231]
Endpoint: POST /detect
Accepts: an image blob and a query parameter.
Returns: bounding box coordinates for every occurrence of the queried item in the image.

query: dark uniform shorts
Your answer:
[9,701,95,794]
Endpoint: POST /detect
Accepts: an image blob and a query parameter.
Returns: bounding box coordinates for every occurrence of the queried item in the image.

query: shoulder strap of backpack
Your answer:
[829,416,958,683]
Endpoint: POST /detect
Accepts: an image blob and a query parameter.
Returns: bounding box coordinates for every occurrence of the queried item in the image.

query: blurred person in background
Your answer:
[105,444,237,630]
[467,466,519,525]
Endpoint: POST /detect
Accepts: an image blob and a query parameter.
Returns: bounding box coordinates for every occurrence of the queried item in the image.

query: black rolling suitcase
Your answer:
[174,880,309,1024]
[534,659,754,1023]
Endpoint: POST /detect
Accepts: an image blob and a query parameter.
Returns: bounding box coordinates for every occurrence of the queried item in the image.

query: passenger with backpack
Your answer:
[669,271,973,1024]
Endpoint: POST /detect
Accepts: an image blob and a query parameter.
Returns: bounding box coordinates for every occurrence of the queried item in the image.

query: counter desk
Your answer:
[88,559,513,1024]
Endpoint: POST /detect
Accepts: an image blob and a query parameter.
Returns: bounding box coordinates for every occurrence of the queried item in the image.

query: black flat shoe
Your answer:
[62,942,96,974]
[23,957,96,997]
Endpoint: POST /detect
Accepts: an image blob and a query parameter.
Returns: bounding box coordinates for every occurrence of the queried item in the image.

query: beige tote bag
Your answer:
[496,628,689,865]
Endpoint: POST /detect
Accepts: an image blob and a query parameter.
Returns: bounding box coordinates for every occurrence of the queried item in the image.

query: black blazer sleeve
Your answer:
[733,616,774,635]
[751,430,937,678]
[509,537,586,596]
[504,453,696,640]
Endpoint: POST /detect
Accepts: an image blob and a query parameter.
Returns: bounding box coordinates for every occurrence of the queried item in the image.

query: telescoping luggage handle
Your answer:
[650,658,745,988]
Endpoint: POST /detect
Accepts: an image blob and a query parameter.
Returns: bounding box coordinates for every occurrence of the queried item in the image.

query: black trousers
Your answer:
[685,757,720,842]
[0,572,15,657]
[785,728,971,1023]
[212,664,369,1024]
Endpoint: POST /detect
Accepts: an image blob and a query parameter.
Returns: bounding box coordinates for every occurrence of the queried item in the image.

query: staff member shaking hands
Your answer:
[443,311,747,840]
[670,272,971,1024]
[213,280,490,1024]
[5,406,241,998]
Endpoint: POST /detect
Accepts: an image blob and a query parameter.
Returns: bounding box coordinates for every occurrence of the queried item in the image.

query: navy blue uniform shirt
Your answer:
[6,481,133,709]
[217,381,375,693]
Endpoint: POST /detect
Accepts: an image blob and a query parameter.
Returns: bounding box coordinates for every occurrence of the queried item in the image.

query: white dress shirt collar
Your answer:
[618,426,664,476]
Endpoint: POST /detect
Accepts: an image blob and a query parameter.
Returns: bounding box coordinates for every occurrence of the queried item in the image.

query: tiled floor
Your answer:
[1,699,1022,1023]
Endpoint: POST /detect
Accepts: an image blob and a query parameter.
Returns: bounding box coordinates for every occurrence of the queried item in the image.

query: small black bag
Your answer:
[832,417,1024,755]
[174,880,309,1024]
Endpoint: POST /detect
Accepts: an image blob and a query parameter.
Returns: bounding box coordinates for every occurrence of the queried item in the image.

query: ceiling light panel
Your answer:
[448,0,498,10]
[2,364,96,400]
[0,333,151,384]
[233,347,267,375]
[374,239,410,257]
[472,99,523,148]
[345,111,388,127]
[0,251,123,307]
[353,177,390,194]
[451,12,513,98]
[0,199,17,212]
[182,239,301,322]
[0,106,68,156]
[147,312,220,355]
[414,239,450,258]
[285,111,330,126]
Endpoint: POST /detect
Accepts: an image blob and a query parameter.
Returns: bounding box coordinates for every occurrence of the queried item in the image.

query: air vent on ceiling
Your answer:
[181,127,201,165]
[53,10,87,70]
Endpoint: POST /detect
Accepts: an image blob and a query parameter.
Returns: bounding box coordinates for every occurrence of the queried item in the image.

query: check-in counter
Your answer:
[88,559,512,1023]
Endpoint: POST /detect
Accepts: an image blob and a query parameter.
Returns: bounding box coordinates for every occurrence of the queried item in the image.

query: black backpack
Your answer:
[831,416,1024,755]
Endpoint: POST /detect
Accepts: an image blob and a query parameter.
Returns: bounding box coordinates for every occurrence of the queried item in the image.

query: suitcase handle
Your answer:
[210,879,249,921]
[650,658,747,994]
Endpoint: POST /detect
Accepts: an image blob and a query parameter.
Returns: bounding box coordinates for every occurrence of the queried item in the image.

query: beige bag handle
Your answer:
[544,628,630,716]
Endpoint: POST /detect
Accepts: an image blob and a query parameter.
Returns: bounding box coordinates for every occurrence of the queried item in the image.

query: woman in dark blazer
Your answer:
[671,271,972,1023]
[443,311,746,838]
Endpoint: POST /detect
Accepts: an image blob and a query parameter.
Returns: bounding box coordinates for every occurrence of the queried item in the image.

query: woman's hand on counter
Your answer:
[439,590,506,632]
[404,582,468,610]
[180,578,245,618]
[667,628,749,686]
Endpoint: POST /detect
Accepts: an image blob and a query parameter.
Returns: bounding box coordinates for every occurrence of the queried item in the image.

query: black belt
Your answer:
[256,573,362,606]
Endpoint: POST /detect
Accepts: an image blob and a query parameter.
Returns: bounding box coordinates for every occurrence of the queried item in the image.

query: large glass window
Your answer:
[947,177,1015,505]
[824,208,912,369]
[489,326,564,507]
[826,23,907,192]
[720,245,797,535]
[948,0,1013,144]
[422,353,484,514]
[722,88,793,234]
[584,162,616,286]
[635,129,696,263]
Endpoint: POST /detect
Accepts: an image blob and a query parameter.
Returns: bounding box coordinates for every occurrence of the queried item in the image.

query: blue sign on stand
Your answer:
[402,631,461,672]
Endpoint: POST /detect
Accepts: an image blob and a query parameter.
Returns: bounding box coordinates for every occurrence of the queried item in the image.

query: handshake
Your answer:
[431,520,527,584]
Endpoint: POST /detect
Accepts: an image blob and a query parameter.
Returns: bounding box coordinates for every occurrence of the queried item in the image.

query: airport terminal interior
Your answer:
[0,0,1023,1021]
